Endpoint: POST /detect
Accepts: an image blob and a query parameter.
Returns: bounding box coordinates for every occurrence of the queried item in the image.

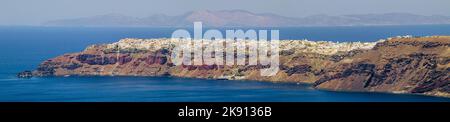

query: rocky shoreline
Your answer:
[19,36,450,98]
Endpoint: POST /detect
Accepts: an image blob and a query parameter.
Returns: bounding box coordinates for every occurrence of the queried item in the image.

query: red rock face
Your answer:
[145,55,167,65]
[141,49,170,65]
[118,55,132,65]
[76,54,119,65]
[28,36,450,97]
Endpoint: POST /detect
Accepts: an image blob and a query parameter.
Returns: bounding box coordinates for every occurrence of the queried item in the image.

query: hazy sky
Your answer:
[1,0,450,25]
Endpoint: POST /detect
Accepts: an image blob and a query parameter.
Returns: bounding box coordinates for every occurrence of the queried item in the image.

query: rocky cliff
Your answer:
[314,36,450,97]
[22,36,450,98]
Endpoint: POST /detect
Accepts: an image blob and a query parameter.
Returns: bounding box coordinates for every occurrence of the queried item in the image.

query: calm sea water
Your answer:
[1,25,450,102]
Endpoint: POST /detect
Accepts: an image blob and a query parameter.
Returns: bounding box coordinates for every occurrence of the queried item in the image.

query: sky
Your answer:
[1,0,450,25]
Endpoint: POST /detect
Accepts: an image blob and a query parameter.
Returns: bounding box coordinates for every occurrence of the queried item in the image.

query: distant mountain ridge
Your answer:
[43,10,450,27]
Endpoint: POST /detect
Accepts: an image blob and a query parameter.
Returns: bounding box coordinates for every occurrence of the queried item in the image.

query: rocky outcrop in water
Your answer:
[19,36,450,97]
[17,71,33,78]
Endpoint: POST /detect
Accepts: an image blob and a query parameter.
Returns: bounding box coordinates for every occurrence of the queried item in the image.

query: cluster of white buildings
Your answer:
[106,38,176,51]
[387,35,414,40]
[280,39,378,55]
[104,38,380,55]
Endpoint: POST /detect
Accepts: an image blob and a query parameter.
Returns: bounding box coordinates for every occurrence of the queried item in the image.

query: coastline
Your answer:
[18,36,450,98]
[27,75,450,99]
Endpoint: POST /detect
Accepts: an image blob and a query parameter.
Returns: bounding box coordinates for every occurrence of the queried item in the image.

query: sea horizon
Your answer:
[1,25,450,102]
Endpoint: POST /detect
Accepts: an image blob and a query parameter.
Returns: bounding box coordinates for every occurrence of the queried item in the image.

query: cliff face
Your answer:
[314,36,450,97]
[31,38,376,83]
[25,36,450,97]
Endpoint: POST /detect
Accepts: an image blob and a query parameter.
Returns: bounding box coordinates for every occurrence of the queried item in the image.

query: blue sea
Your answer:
[1,25,450,102]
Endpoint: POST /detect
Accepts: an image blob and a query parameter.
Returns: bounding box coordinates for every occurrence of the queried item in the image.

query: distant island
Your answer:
[43,10,450,27]
[19,36,450,98]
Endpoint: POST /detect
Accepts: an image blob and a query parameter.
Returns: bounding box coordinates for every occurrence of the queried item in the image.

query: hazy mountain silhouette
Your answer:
[43,10,450,27]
